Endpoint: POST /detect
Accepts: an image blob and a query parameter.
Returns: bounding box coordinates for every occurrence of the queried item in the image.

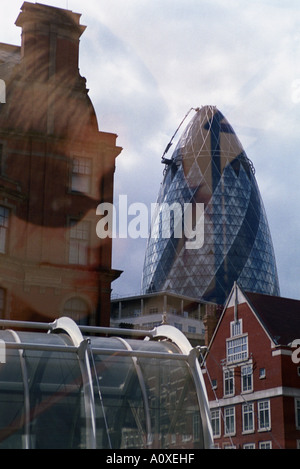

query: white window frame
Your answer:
[211,408,221,438]
[243,443,255,449]
[259,368,266,379]
[223,368,235,397]
[241,364,253,393]
[71,156,92,194]
[242,402,254,434]
[226,334,248,363]
[224,406,236,436]
[258,400,271,431]
[230,318,243,337]
[259,441,272,449]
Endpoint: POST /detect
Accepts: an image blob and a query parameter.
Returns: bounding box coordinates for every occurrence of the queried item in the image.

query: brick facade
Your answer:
[0,2,122,326]
[203,285,300,449]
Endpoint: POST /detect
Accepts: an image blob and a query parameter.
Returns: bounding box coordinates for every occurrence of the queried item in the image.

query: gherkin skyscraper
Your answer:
[141,105,280,304]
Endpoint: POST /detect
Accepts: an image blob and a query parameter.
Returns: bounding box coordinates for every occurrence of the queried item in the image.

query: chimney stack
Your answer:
[15,2,86,83]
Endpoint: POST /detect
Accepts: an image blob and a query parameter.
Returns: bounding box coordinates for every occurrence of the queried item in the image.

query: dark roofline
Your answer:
[205,284,300,353]
[243,290,300,346]
[111,290,216,305]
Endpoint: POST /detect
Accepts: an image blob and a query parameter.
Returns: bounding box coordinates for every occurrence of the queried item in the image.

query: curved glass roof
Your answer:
[0,317,213,449]
[142,105,280,304]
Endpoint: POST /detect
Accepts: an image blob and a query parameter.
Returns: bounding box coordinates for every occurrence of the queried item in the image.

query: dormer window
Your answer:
[231,319,242,337]
[226,319,248,364]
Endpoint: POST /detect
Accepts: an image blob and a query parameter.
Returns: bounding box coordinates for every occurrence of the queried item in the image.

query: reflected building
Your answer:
[0,3,122,325]
[142,106,280,304]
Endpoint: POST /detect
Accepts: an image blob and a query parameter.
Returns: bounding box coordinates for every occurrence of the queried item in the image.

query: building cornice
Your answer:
[209,386,300,408]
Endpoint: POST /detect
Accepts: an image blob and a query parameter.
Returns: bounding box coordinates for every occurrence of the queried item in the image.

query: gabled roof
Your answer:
[207,284,300,349]
[243,290,300,346]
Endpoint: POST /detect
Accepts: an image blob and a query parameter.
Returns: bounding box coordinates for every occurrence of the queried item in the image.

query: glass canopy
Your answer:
[0,317,213,449]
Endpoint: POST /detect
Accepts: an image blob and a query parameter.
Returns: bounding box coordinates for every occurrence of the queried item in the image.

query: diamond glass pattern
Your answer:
[141,106,280,304]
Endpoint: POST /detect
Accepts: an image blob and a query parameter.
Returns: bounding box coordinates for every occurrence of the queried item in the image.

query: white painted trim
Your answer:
[272,348,292,357]
[209,386,300,408]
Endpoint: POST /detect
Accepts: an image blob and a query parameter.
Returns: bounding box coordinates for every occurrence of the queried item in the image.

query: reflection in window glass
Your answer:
[71,157,91,193]
[63,297,89,325]
[91,338,204,449]
[0,206,9,254]
[69,219,90,265]
[0,331,208,449]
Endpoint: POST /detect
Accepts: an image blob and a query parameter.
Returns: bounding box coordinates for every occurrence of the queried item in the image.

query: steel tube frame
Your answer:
[0,317,213,449]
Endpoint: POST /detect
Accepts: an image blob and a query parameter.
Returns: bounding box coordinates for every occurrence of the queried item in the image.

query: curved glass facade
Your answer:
[142,105,280,304]
[0,317,213,449]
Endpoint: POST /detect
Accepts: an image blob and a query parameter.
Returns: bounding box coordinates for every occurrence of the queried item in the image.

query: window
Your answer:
[0,206,9,253]
[242,403,254,433]
[68,219,90,265]
[211,409,220,438]
[241,364,253,392]
[258,400,271,431]
[211,379,217,390]
[259,441,272,449]
[226,335,248,363]
[243,443,255,449]
[224,406,235,436]
[259,368,266,379]
[223,443,236,449]
[0,288,5,318]
[193,414,200,441]
[63,297,89,325]
[224,368,234,396]
[174,322,182,331]
[71,156,92,193]
[188,326,196,334]
[231,319,242,337]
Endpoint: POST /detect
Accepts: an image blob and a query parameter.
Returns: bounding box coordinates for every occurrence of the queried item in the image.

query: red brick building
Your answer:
[203,283,300,449]
[0,2,122,326]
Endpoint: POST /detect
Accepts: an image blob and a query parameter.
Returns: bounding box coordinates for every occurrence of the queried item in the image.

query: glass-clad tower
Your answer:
[142,105,280,304]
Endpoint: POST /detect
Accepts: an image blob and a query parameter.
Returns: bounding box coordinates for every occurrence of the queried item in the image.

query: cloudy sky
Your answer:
[1,0,300,300]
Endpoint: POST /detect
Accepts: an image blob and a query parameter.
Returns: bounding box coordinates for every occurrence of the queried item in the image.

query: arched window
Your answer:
[63,297,90,325]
